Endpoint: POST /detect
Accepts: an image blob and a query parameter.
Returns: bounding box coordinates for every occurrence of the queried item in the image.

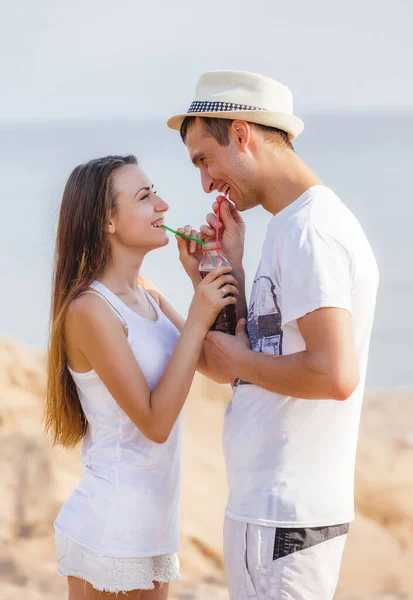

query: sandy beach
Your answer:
[0,336,412,599]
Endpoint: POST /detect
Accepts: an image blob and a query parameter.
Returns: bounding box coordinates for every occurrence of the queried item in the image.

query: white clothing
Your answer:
[54,281,183,557]
[224,185,379,527]
[223,515,348,600]
[55,526,180,593]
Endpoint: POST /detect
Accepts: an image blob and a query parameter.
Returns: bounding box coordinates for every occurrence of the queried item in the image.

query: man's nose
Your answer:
[200,169,216,194]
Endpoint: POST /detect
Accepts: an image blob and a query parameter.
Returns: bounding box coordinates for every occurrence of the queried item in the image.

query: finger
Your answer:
[206,213,223,231]
[227,201,245,230]
[175,228,189,256]
[214,197,245,233]
[190,229,198,254]
[218,200,237,230]
[214,200,240,239]
[175,228,185,246]
[176,238,189,261]
[220,295,237,307]
[182,225,193,252]
[221,284,239,296]
[200,223,216,240]
[236,318,248,335]
[214,195,226,210]
[201,265,232,284]
[220,275,239,288]
[212,274,238,289]
[199,226,210,242]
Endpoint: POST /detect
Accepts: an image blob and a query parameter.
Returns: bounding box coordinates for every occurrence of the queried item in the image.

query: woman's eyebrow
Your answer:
[135,184,154,197]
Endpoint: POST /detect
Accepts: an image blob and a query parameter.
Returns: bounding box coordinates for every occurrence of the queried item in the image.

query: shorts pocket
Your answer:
[55,529,69,563]
[243,524,257,599]
[273,523,349,561]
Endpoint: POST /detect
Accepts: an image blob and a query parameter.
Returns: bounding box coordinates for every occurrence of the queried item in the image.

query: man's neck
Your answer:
[260,150,323,216]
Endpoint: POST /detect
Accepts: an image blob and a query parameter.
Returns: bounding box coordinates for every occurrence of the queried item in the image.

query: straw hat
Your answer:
[167,70,304,140]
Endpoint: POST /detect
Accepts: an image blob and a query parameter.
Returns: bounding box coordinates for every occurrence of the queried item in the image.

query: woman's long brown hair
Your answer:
[45,155,138,447]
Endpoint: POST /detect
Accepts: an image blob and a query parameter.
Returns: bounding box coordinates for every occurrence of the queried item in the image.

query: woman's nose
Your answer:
[155,195,169,212]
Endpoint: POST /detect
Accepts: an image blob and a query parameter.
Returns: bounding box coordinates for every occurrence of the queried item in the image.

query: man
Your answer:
[168,70,379,600]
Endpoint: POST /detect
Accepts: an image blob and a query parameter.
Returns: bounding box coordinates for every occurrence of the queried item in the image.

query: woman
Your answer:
[45,154,238,599]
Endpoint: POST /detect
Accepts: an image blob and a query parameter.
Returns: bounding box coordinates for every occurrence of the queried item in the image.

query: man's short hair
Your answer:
[180,116,294,151]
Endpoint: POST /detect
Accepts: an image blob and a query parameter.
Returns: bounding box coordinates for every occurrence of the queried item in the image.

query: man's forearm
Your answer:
[231,265,247,320]
[199,265,247,384]
[236,349,352,400]
[202,346,232,384]
[189,276,232,384]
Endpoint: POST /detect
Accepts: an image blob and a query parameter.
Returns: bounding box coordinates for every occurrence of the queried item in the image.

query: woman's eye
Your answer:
[140,189,157,201]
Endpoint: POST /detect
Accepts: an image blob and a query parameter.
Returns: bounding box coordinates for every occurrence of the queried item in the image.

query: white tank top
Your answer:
[54,281,183,557]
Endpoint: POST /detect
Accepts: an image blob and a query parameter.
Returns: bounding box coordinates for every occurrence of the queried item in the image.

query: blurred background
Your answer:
[0,1,412,599]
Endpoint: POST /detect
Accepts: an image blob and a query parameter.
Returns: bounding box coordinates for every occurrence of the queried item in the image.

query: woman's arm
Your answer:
[66,267,237,443]
[148,288,231,384]
[175,208,247,383]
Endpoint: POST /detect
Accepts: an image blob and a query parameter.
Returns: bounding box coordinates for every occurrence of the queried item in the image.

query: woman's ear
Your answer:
[106,214,116,234]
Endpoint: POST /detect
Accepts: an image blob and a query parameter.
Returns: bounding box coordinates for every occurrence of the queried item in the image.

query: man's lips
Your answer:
[219,184,231,197]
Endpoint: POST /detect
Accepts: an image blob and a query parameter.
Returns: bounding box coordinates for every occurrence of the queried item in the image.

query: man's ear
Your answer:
[231,120,252,151]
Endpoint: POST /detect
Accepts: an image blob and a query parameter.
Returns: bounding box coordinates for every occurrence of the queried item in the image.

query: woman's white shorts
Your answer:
[55,527,180,594]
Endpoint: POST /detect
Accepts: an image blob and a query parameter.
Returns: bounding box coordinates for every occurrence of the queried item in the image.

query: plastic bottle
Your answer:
[199,241,238,335]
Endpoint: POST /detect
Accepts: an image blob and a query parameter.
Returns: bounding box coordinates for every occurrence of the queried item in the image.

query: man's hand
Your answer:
[200,196,245,269]
[204,318,252,383]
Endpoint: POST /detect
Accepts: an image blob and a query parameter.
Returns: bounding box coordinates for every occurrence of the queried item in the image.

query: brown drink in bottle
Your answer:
[199,241,238,335]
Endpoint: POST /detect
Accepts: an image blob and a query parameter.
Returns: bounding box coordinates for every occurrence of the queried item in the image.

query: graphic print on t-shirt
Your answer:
[235,275,283,386]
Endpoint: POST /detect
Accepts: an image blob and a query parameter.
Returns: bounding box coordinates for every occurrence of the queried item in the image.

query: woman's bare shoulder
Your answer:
[140,275,161,306]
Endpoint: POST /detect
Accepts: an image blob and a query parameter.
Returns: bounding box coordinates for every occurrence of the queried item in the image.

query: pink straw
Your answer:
[215,204,220,245]
[215,191,228,244]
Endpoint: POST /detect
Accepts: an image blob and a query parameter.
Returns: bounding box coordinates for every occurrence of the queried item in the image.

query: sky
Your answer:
[0,0,412,121]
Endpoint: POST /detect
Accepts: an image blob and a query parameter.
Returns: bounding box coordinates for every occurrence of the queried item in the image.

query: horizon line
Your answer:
[1,106,413,127]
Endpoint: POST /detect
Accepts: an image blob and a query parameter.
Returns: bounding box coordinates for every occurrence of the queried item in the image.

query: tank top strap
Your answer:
[91,280,162,325]
[87,282,130,333]
[143,287,162,320]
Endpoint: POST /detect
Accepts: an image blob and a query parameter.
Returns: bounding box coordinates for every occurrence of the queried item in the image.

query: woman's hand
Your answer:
[187,266,239,333]
[176,225,205,286]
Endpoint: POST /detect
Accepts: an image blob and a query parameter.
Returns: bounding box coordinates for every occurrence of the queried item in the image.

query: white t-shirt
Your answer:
[223,185,379,527]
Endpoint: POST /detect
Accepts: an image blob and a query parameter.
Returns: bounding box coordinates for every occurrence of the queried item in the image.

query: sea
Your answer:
[0,112,412,389]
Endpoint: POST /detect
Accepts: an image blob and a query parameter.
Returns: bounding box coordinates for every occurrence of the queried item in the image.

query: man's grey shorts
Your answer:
[223,515,349,600]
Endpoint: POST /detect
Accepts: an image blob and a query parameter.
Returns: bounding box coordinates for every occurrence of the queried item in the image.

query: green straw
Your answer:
[161,224,206,245]
[161,224,216,266]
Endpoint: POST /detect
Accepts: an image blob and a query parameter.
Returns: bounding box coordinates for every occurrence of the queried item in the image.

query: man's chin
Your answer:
[231,191,260,211]
[235,199,257,212]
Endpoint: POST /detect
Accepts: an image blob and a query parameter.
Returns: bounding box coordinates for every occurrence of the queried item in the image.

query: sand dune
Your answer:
[0,337,412,599]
